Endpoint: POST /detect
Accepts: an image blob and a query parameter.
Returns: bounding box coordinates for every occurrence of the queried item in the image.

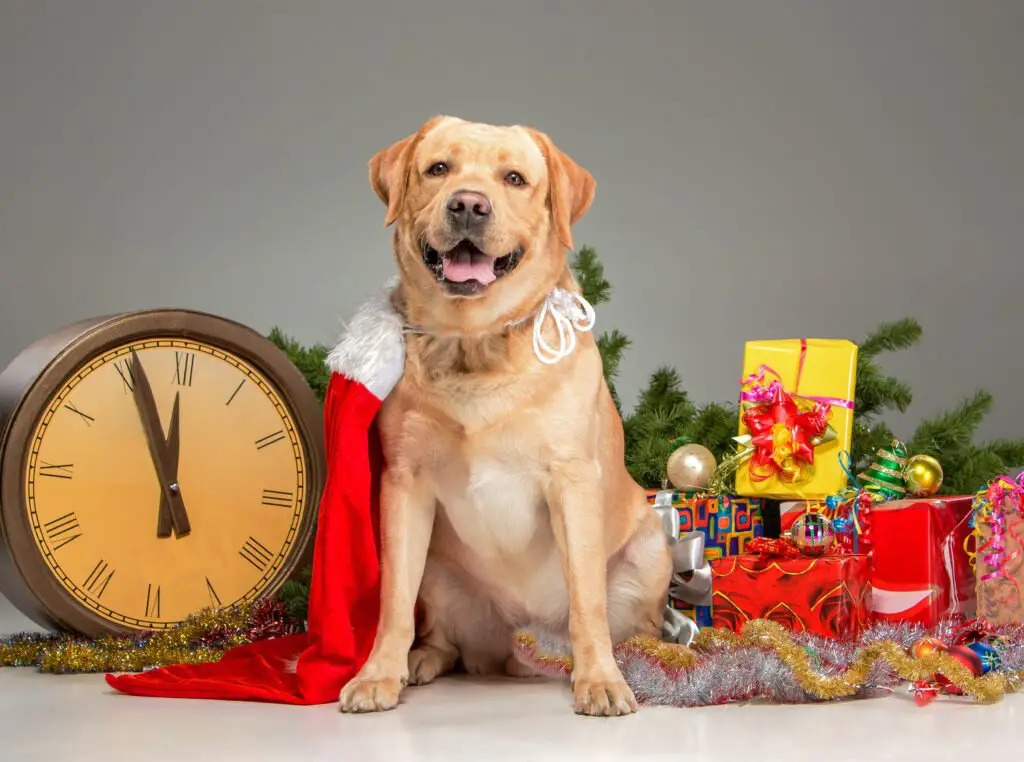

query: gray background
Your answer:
[0,1,1022,627]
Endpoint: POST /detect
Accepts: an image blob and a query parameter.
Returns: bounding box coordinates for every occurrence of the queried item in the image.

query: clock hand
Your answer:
[130,351,191,537]
[155,393,181,538]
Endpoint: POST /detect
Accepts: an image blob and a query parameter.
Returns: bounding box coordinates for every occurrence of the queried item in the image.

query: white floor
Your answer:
[2,597,1022,762]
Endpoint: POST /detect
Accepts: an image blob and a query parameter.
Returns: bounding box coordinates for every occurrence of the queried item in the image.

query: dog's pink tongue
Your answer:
[443,249,497,285]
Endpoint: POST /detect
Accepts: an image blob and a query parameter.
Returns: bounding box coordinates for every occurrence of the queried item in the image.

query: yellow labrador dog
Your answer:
[339,116,671,716]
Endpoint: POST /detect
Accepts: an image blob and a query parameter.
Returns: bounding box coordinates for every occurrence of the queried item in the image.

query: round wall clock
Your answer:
[0,310,325,637]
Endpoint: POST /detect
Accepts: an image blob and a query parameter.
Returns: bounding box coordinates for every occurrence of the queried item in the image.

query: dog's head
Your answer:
[369,116,595,331]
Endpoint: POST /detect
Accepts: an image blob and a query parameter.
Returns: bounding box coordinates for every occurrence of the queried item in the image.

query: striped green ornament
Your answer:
[857,439,908,498]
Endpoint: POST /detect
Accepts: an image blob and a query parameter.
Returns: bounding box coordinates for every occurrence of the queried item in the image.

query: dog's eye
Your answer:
[426,162,449,177]
[505,171,527,187]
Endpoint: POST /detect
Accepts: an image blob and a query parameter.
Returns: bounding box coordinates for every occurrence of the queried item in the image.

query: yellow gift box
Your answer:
[734,338,858,500]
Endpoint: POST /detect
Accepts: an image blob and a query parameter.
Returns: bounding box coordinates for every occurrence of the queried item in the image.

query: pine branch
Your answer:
[851,419,897,472]
[597,329,630,382]
[277,565,312,623]
[987,440,1024,469]
[854,360,914,419]
[684,403,739,462]
[597,329,630,412]
[632,367,694,418]
[909,390,992,456]
[858,318,923,359]
[570,245,612,306]
[267,327,331,403]
[937,445,1008,495]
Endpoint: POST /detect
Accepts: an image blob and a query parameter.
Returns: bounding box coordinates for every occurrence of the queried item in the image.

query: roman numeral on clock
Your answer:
[83,560,115,598]
[114,358,136,392]
[145,584,161,618]
[239,537,274,572]
[205,577,222,607]
[255,430,286,450]
[261,489,294,508]
[39,462,74,480]
[64,402,95,426]
[44,512,82,550]
[174,351,195,386]
[226,379,245,406]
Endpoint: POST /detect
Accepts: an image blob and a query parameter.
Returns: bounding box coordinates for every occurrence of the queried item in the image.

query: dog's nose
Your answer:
[447,191,491,229]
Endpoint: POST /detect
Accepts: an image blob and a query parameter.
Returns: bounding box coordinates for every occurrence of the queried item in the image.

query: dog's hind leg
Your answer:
[410,556,514,683]
[606,507,673,645]
[408,558,460,685]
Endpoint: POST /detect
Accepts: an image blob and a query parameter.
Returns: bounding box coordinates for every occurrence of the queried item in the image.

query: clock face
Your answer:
[22,337,309,630]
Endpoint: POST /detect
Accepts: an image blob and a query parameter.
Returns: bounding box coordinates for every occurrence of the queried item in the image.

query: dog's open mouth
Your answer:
[421,239,522,295]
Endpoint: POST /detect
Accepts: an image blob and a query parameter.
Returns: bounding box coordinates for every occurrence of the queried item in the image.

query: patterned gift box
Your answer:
[648,490,764,631]
[710,552,872,639]
[735,338,858,500]
[646,490,765,560]
[667,598,713,628]
[779,496,975,627]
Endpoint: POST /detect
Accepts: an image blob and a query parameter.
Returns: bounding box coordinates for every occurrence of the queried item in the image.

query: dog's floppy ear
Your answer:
[369,115,446,227]
[526,128,596,251]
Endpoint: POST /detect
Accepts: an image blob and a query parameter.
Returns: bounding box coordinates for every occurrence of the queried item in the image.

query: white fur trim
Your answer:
[326,278,406,400]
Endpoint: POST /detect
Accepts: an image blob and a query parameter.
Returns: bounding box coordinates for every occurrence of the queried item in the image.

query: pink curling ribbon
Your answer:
[972,474,1024,602]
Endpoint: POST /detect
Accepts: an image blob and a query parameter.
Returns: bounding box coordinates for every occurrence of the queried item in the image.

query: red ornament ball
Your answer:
[933,645,985,696]
[945,645,984,677]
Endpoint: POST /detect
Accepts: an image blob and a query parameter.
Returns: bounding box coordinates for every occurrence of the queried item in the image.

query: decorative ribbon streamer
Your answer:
[972,474,1024,603]
[668,532,714,608]
[827,453,887,555]
[747,536,804,558]
[532,287,596,365]
[652,490,680,539]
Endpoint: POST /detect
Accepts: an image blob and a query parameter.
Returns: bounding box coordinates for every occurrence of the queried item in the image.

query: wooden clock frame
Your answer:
[0,310,325,637]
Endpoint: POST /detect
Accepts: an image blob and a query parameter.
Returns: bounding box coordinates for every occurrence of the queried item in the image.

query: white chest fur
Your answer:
[434,455,546,559]
[431,451,568,623]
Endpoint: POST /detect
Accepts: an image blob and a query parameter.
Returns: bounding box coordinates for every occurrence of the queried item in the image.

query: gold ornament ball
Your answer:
[667,444,717,490]
[904,454,943,497]
[909,636,947,660]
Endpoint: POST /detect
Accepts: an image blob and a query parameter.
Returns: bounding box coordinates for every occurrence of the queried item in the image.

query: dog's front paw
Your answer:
[339,674,405,713]
[572,673,638,717]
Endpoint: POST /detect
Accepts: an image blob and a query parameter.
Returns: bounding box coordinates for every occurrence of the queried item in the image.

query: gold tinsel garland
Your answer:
[0,600,296,674]
[693,621,1021,702]
[515,619,1024,705]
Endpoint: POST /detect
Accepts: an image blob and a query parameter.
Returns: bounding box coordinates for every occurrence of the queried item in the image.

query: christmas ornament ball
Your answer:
[789,513,835,555]
[935,645,985,695]
[667,443,717,490]
[909,637,947,660]
[904,454,944,497]
[965,642,1001,674]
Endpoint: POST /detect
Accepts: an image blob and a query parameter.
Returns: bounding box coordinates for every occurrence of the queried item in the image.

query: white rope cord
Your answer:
[531,288,596,365]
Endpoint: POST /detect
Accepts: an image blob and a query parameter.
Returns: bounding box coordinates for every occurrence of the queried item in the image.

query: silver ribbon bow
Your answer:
[653,491,714,646]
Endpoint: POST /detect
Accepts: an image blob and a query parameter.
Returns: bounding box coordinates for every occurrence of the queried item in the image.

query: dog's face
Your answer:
[369,116,595,329]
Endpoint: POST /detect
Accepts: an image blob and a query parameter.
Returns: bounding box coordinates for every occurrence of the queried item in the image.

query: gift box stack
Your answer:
[653,336,1007,643]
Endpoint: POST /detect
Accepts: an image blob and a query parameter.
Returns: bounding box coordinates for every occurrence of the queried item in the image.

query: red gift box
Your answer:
[869,497,975,626]
[709,553,871,639]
